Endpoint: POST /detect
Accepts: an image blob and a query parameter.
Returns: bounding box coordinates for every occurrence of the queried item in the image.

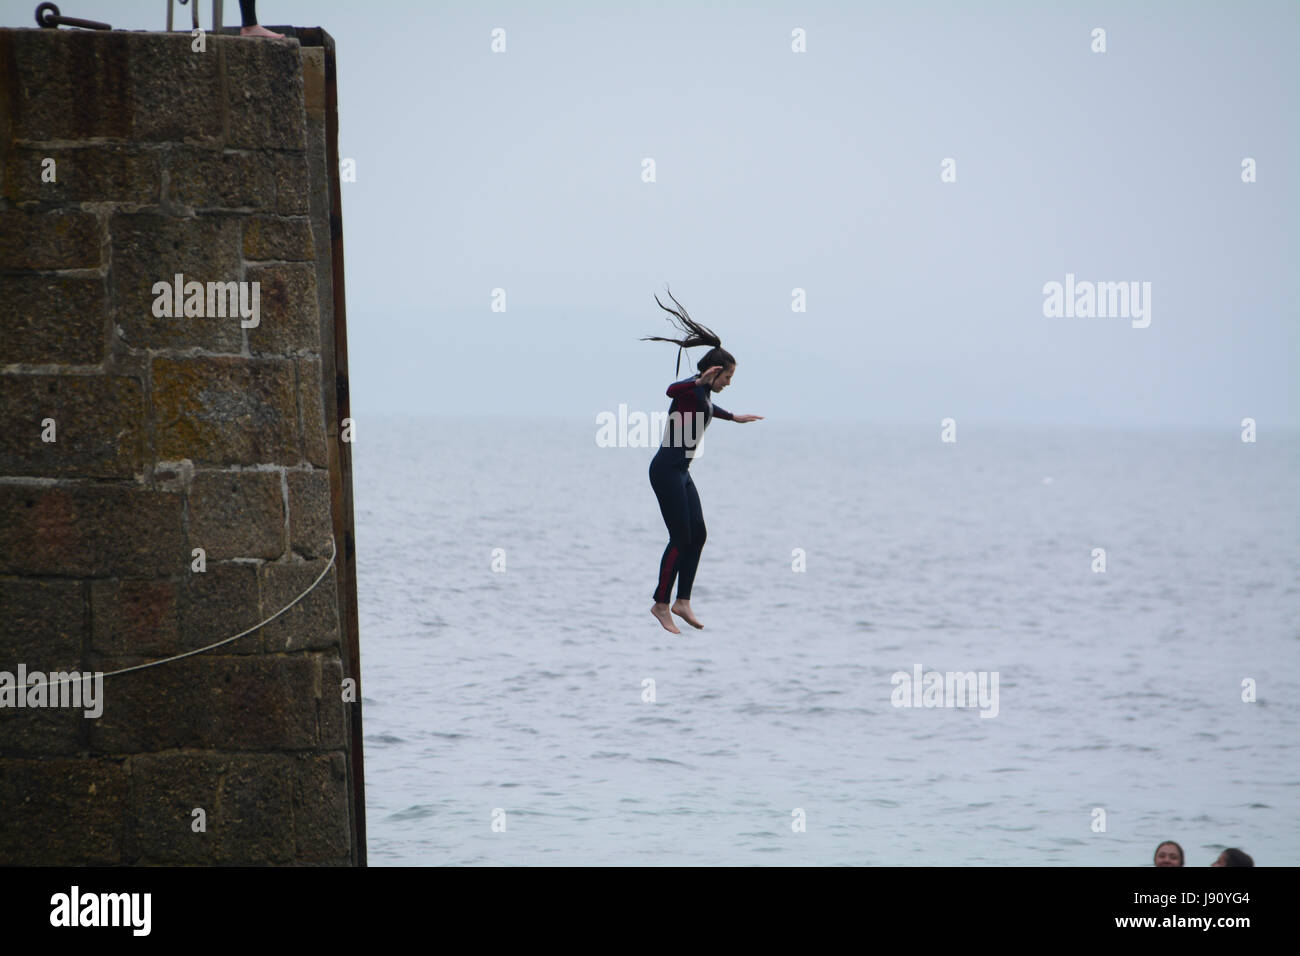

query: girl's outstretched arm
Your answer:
[713,406,764,422]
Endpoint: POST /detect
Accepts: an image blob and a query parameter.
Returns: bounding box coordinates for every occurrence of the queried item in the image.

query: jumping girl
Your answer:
[641,289,763,634]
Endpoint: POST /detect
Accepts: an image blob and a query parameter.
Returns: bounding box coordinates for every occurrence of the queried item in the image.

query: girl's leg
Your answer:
[651,470,692,605]
[668,479,706,629]
[673,478,707,600]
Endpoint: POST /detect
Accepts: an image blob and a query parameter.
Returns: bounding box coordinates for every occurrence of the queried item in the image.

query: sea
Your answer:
[352,416,1299,866]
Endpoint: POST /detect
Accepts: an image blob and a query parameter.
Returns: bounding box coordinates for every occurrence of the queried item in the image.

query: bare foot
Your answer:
[650,603,681,634]
[671,599,703,629]
[241,24,285,39]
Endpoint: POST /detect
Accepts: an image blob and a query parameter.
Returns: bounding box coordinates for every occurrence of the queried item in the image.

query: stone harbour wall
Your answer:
[0,27,361,864]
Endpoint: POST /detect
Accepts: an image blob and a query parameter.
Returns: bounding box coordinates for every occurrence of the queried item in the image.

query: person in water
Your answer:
[641,289,763,634]
[1153,840,1185,867]
[1211,847,1253,866]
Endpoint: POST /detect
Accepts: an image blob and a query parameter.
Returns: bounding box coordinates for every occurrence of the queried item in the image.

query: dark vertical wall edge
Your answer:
[300,26,367,866]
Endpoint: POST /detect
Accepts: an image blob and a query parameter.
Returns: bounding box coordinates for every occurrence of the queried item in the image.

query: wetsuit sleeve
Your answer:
[712,405,735,421]
[666,378,697,397]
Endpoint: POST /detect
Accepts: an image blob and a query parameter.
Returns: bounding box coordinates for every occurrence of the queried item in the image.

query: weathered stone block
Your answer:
[167,146,276,209]
[216,755,296,863]
[188,469,285,560]
[0,374,145,478]
[0,486,183,576]
[219,656,320,750]
[0,486,184,574]
[0,31,222,144]
[90,578,178,657]
[0,486,88,575]
[151,356,299,465]
[109,212,243,352]
[316,657,346,749]
[0,375,61,476]
[0,594,90,753]
[127,753,220,864]
[0,274,107,365]
[0,757,128,864]
[89,656,320,753]
[60,375,146,476]
[2,144,160,204]
[177,561,262,654]
[129,753,298,864]
[305,115,331,221]
[223,38,307,150]
[127,35,225,144]
[243,216,314,261]
[259,559,339,652]
[0,577,84,665]
[300,47,326,119]
[286,469,332,558]
[272,152,311,215]
[297,355,329,467]
[88,663,211,752]
[0,208,100,270]
[81,488,186,577]
[292,752,349,861]
[0,705,84,757]
[245,263,320,355]
[1,30,130,141]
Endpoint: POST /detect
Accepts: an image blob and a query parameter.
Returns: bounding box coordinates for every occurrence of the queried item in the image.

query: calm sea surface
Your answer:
[353,416,1299,865]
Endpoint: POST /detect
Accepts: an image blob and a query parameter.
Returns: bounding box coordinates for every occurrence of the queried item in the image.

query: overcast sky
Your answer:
[6,0,1296,426]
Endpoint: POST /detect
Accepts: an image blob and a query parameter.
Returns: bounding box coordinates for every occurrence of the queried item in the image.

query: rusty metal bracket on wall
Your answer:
[34,3,110,29]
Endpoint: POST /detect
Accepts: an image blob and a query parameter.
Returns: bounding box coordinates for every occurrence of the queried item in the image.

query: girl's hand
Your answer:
[697,366,724,385]
[733,414,764,423]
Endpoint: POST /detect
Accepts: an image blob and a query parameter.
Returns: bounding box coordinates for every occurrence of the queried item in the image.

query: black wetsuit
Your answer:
[649,376,734,603]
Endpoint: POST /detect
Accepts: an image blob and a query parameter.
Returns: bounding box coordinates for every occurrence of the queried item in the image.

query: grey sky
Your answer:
[7,0,1296,425]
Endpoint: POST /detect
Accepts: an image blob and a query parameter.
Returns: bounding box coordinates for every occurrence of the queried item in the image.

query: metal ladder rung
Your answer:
[166,0,224,33]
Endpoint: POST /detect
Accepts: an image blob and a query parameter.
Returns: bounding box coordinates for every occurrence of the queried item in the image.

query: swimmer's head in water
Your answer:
[1154,841,1184,867]
[1213,848,1254,867]
[640,285,737,380]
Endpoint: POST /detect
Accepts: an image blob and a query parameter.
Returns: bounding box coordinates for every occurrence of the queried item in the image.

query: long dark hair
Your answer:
[641,286,735,376]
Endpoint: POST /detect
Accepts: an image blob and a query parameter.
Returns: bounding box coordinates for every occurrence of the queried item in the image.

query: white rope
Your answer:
[10,535,337,693]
